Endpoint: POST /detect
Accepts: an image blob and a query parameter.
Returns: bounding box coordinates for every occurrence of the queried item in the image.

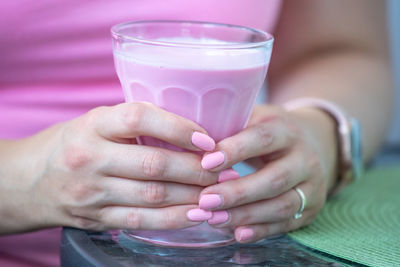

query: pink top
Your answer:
[0,1,281,266]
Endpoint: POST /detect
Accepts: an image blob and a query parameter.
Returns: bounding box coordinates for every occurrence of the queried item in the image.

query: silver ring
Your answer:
[293,187,306,220]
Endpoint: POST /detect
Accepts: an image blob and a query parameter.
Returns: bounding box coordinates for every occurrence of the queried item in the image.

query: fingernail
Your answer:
[191,132,215,151]
[208,210,229,225]
[186,208,212,221]
[238,228,254,242]
[218,169,240,183]
[199,194,222,210]
[201,151,225,170]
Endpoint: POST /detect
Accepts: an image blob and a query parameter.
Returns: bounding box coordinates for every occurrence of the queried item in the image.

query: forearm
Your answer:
[0,126,61,234]
[0,139,34,234]
[269,49,394,163]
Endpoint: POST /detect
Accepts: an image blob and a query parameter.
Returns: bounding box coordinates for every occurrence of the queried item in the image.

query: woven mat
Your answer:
[288,166,400,267]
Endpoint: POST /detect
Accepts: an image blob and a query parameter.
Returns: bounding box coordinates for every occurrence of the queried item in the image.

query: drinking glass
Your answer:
[111,20,273,248]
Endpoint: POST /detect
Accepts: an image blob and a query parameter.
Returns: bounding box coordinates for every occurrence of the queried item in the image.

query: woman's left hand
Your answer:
[198,104,338,243]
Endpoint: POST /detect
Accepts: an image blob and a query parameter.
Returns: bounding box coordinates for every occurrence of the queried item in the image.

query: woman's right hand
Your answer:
[0,102,219,234]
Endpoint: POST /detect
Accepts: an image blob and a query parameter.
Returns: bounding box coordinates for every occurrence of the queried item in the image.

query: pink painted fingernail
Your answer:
[218,169,240,183]
[199,194,222,210]
[186,208,212,221]
[208,210,229,225]
[238,228,254,242]
[201,151,225,170]
[191,132,215,151]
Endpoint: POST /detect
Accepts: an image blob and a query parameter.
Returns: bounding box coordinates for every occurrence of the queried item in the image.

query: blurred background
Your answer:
[387,0,400,146]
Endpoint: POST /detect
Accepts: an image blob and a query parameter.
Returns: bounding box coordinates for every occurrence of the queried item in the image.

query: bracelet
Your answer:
[283,97,363,196]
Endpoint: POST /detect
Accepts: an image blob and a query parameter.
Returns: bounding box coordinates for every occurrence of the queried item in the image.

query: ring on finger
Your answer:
[293,187,306,220]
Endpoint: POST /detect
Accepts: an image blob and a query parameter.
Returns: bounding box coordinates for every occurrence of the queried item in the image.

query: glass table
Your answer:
[60,146,399,267]
[61,228,355,266]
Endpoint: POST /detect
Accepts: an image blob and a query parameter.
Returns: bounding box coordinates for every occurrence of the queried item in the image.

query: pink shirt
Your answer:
[0,1,281,266]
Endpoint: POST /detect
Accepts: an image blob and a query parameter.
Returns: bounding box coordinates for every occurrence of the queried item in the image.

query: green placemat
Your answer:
[288,166,400,267]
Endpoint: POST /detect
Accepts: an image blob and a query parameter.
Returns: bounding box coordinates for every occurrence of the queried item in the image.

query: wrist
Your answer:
[0,126,64,234]
[0,139,38,234]
[283,97,363,197]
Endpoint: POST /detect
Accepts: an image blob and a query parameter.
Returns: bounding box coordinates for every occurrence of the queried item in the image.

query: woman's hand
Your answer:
[197,104,338,243]
[0,102,218,234]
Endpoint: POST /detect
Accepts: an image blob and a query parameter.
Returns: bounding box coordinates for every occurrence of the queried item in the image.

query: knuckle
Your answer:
[161,209,178,229]
[276,199,295,219]
[141,150,167,178]
[196,170,215,186]
[219,138,235,156]
[142,181,167,205]
[126,209,142,229]
[67,180,101,204]
[231,184,247,206]
[233,209,250,226]
[69,181,90,202]
[269,168,290,193]
[85,106,105,125]
[122,103,146,130]
[77,107,108,136]
[62,144,94,171]
[255,123,274,149]
[222,142,240,165]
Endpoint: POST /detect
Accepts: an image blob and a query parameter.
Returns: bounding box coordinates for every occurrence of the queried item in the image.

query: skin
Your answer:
[200,0,393,243]
[0,0,393,244]
[0,102,219,234]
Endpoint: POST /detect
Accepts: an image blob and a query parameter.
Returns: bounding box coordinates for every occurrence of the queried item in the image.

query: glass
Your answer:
[111,20,273,248]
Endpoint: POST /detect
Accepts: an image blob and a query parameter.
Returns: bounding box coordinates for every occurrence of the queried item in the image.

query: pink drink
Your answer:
[112,21,273,248]
[114,38,269,149]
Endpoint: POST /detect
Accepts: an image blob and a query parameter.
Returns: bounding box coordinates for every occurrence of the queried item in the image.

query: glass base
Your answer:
[121,222,235,248]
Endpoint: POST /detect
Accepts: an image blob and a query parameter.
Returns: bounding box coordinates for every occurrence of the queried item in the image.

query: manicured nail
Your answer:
[238,228,254,242]
[186,208,212,221]
[201,151,225,170]
[208,210,229,225]
[191,132,215,151]
[218,169,240,183]
[199,194,222,210]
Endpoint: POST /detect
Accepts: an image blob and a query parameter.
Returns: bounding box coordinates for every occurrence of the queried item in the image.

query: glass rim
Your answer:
[111,20,274,49]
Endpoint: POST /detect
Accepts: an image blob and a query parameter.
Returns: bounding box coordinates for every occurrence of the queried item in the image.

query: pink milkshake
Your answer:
[112,20,273,248]
[114,37,270,149]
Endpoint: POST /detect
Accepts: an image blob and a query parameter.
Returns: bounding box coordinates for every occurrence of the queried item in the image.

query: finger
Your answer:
[200,113,296,171]
[199,151,308,210]
[100,177,202,207]
[246,105,284,127]
[93,102,215,151]
[233,211,315,243]
[208,186,307,227]
[218,168,240,183]
[97,205,202,230]
[100,143,219,186]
